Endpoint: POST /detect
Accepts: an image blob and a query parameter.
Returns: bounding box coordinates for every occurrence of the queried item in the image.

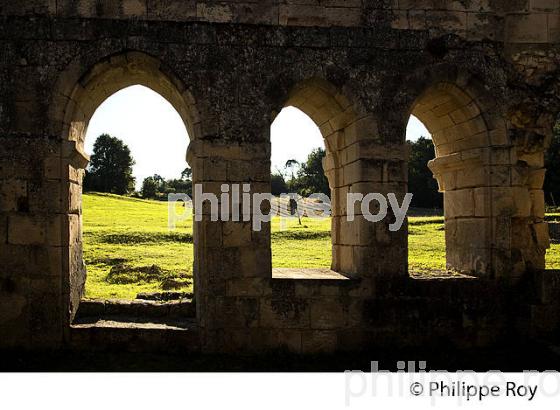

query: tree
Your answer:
[152,174,166,193]
[407,136,442,209]
[167,178,192,197]
[141,169,193,199]
[181,167,192,181]
[544,120,560,206]
[295,147,330,197]
[84,134,135,195]
[285,159,299,191]
[141,176,158,199]
[271,173,288,196]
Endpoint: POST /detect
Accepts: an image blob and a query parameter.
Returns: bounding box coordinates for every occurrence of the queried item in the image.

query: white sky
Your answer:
[85,85,431,189]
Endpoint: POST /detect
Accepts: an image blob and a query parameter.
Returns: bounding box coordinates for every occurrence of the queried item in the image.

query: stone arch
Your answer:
[400,67,536,279]
[54,51,201,148]
[272,78,376,275]
[276,78,359,186]
[52,51,202,322]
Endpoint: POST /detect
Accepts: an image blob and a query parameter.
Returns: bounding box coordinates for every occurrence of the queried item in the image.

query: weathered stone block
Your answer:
[223,221,252,247]
[339,216,375,246]
[239,246,271,278]
[506,13,549,43]
[122,0,147,17]
[8,215,45,245]
[445,188,475,217]
[0,179,27,212]
[533,222,550,249]
[213,297,259,329]
[0,291,27,326]
[0,215,7,244]
[203,157,227,181]
[455,166,484,188]
[549,13,560,42]
[474,187,515,217]
[338,245,354,274]
[47,215,62,246]
[489,165,511,186]
[527,168,546,189]
[425,10,467,33]
[226,278,267,297]
[199,219,222,248]
[263,329,302,352]
[530,0,559,12]
[446,218,490,251]
[197,2,233,23]
[146,0,196,20]
[530,189,545,218]
[44,156,61,179]
[310,298,345,329]
[68,181,81,213]
[279,4,326,26]
[301,330,337,353]
[467,12,500,41]
[260,297,310,329]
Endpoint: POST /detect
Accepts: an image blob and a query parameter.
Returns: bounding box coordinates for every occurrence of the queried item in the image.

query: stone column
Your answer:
[330,114,408,278]
[188,137,271,348]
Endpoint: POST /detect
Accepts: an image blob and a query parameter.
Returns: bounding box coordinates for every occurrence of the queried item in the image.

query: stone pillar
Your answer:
[188,138,271,347]
[429,139,549,280]
[0,135,79,348]
[330,114,408,278]
[509,126,551,277]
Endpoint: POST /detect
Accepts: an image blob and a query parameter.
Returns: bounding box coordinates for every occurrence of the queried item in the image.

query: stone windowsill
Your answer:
[272,268,352,280]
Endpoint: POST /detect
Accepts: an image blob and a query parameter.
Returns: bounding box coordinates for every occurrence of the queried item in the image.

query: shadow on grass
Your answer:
[408,218,444,226]
[271,231,331,240]
[98,232,193,244]
[105,264,192,289]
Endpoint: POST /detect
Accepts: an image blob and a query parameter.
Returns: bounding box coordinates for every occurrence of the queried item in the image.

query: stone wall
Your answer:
[1,0,559,42]
[1,0,560,352]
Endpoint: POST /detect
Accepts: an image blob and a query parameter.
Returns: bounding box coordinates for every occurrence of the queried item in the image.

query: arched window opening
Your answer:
[265,80,360,279]
[270,106,332,272]
[81,85,193,301]
[406,115,446,276]
[407,82,497,277]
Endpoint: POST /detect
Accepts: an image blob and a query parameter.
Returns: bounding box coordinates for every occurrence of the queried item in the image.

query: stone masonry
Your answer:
[1,0,560,353]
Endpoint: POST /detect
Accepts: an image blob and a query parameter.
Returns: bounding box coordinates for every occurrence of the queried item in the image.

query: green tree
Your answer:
[181,167,192,181]
[271,172,288,195]
[167,179,192,196]
[84,134,135,194]
[285,159,299,191]
[544,120,560,206]
[295,147,330,197]
[142,169,193,199]
[407,136,442,209]
[141,176,158,199]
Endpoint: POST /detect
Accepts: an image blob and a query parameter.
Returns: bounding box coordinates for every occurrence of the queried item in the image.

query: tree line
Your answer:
[82,133,444,207]
[85,128,560,210]
[83,134,193,199]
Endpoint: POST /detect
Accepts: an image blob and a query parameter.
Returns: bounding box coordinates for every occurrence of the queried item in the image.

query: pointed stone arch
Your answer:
[51,51,202,323]
[401,67,541,279]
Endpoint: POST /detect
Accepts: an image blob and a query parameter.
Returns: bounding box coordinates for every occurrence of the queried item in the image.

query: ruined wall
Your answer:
[1,0,560,352]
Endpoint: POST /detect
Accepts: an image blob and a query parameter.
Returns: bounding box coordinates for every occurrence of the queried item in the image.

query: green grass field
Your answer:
[83,193,558,300]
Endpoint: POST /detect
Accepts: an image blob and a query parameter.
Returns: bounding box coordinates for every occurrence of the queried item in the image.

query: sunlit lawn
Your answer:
[407,216,446,274]
[83,193,560,300]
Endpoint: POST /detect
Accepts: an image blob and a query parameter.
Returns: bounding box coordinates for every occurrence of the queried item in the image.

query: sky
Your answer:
[85,85,431,188]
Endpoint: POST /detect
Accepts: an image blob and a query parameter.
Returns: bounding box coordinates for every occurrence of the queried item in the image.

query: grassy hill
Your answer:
[83,193,560,300]
[83,193,337,299]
